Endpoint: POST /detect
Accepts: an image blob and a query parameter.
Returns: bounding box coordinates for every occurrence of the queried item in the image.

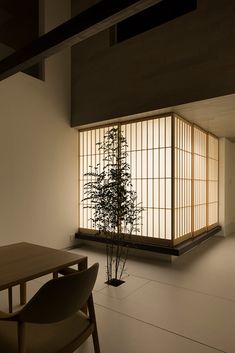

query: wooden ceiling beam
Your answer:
[0,0,162,81]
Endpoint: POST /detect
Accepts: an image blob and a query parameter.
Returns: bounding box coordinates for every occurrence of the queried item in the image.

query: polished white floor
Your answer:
[1,234,235,353]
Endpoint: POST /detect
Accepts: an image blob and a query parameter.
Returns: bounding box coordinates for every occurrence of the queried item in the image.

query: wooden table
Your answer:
[0,242,87,313]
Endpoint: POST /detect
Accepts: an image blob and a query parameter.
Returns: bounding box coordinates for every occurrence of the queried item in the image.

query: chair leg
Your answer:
[18,321,26,353]
[8,287,13,313]
[92,327,100,353]
[78,260,88,314]
[88,294,100,353]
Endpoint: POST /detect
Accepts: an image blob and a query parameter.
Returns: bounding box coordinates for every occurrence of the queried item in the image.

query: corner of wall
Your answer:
[219,137,234,236]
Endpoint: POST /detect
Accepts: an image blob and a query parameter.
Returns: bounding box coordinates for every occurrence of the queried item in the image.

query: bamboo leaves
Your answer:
[83,126,143,285]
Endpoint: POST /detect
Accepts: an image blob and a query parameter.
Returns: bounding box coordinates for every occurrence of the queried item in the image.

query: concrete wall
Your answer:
[72,0,100,15]
[71,0,235,126]
[0,43,14,60]
[230,143,235,234]
[0,0,78,249]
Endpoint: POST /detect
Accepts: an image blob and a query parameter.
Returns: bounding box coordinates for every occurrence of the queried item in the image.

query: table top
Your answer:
[0,242,87,290]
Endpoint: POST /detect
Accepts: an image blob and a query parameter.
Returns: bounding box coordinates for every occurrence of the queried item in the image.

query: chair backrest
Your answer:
[18,263,99,324]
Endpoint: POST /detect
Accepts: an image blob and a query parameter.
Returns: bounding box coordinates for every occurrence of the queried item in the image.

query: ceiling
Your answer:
[0,0,41,78]
[78,93,235,142]
[0,0,38,54]
[0,1,234,141]
[131,93,235,141]
[173,94,235,141]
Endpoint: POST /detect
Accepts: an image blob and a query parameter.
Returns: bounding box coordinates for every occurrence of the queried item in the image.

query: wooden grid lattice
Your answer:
[78,114,219,245]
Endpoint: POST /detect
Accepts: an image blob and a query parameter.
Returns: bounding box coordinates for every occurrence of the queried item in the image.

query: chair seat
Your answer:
[0,311,90,353]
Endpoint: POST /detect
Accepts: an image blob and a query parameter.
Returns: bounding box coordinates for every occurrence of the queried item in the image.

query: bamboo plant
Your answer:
[83,126,143,286]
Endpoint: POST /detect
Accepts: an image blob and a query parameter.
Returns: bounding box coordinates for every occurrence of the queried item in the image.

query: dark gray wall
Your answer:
[71,0,235,127]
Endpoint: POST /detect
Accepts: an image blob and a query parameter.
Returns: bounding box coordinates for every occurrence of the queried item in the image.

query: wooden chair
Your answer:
[0,263,100,353]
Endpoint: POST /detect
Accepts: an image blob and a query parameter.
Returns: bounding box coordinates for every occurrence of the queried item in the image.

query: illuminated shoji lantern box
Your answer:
[79,114,219,246]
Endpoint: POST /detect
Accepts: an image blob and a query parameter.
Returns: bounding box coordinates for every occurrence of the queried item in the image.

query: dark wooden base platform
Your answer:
[75,226,221,256]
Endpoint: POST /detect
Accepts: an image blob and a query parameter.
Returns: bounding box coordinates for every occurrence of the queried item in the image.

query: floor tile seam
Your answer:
[33,273,235,303]
[127,273,235,303]
[95,286,109,293]
[31,273,235,304]
[119,279,153,300]
[94,279,151,300]
[95,302,227,353]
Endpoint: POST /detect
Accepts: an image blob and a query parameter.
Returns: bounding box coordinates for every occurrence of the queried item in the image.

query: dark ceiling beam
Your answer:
[0,0,162,81]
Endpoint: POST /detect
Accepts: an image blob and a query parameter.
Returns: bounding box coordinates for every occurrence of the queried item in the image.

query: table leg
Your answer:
[78,257,88,272]
[78,258,88,314]
[20,283,27,305]
[8,287,13,313]
[53,271,58,279]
